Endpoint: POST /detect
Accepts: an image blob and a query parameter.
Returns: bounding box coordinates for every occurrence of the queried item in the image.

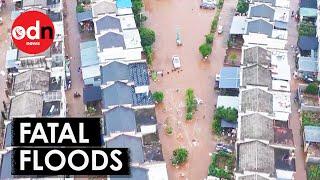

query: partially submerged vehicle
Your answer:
[200,0,215,9]
[172,55,181,69]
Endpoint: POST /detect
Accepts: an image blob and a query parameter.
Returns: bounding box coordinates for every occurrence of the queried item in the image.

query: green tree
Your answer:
[186,89,196,113]
[199,43,212,58]
[152,91,164,103]
[306,83,319,95]
[299,21,316,37]
[132,0,143,15]
[144,46,153,64]
[76,5,85,13]
[205,34,214,44]
[308,164,320,180]
[171,148,188,166]
[139,27,156,47]
[236,0,249,14]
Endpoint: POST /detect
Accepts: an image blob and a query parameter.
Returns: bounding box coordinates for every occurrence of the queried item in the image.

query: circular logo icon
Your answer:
[11,11,55,54]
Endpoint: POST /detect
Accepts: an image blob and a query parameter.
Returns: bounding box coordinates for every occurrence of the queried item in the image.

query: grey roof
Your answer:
[102,82,133,108]
[110,167,149,180]
[9,92,43,119]
[240,113,273,141]
[107,134,144,163]
[241,88,273,114]
[274,21,287,30]
[298,57,318,72]
[237,141,275,174]
[102,62,130,83]
[98,32,125,51]
[238,174,270,180]
[104,106,136,135]
[242,64,272,88]
[142,133,164,162]
[0,152,12,179]
[128,63,150,86]
[13,70,50,94]
[92,1,117,17]
[247,19,273,37]
[4,123,12,148]
[219,67,240,89]
[96,15,121,34]
[304,126,320,142]
[77,10,93,23]
[135,108,157,132]
[243,46,271,66]
[300,0,317,8]
[249,4,275,20]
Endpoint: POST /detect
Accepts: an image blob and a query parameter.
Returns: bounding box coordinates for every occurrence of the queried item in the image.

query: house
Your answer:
[240,87,273,114]
[101,61,149,88]
[83,86,102,105]
[116,0,133,15]
[91,0,116,18]
[303,126,320,163]
[106,134,144,164]
[80,41,101,86]
[135,108,157,135]
[250,0,290,8]
[22,0,47,9]
[5,49,18,73]
[215,67,240,95]
[241,46,271,66]
[94,15,122,35]
[248,3,289,24]
[77,10,93,31]
[297,84,320,112]
[241,64,272,88]
[299,0,318,22]
[11,70,50,96]
[297,36,319,79]
[236,140,295,179]
[101,81,153,109]
[8,92,43,120]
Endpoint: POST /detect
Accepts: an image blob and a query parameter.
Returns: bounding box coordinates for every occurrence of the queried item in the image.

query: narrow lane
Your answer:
[287,0,307,178]
[144,0,237,179]
[63,0,85,117]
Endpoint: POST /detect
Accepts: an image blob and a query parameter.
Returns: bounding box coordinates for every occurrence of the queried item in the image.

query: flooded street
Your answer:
[144,0,236,179]
[64,0,85,117]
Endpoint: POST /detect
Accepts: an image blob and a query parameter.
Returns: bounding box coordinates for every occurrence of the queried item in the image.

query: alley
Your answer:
[144,0,237,179]
[63,0,85,117]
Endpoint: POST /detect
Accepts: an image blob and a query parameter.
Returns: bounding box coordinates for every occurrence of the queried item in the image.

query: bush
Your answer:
[229,52,237,64]
[306,83,319,95]
[236,0,249,14]
[171,148,188,166]
[152,91,164,103]
[186,89,196,113]
[139,27,156,47]
[166,126,173,135]
[308,164,320,180]
[212,117,222,135]
[199,43,212,58]
[208,151,234,179]
[144,46,153,64]
[76,5,85,13]
[205,34,214,44]
[217,0,224,9]
[186,112,193,120]
[132,0,143,15]
[299,21,316,37]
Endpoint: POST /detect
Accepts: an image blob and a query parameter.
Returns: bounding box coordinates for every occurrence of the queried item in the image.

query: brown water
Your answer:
[144,0,237,179]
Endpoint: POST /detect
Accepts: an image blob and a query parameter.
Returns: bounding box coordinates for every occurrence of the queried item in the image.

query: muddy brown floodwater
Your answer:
[143,0,237,179]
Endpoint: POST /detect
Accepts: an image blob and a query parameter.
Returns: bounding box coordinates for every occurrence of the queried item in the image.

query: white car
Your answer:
[200,0,215,9]
[218,25,223,34]
[172,55,181,69]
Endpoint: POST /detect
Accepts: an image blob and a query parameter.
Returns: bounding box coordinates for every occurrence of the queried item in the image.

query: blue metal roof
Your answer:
[298,36,318,51]
[80,46,99,67]
[83,86,102,103]
[304,126,320,143]
[219,67,240,89]
[116,0,132,8]
[77,10,93,23]
[274,21,287,30]
[80,40,97,49]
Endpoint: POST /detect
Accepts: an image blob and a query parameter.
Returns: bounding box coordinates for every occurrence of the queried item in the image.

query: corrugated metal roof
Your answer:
[77,10,93,23]
[82,65,101,80]
[116,0,132,9]
[80,46,99,67]
[298,56,318,72]
[219,67,240,88]
[304,126,320,142]
[298,36,318,50]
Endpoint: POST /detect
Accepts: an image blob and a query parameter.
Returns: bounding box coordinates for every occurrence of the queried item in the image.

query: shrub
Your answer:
[229,52,237,64]
[308,164,320,180]
[299,21,316,37]
[186,112,193,120]
[212,117,222,135]
[139,27,156,47]
[151,71,157,81]
[144,46,153,64]
[236,0,249,14]
[217,0,224,9]
[199,43,212,58]
[208,151,234,179]
[166,126,173,135]
[132,0,143,15]
[76,5,85,13]
[171,148,188,166]
[186,89,197,113]
[152,91,164,103]
[205,34,214,44]
[306,83,319,95]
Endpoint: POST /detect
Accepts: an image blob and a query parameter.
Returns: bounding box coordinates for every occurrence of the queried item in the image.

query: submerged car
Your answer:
[172,55,181,69]
[200,0,215,9]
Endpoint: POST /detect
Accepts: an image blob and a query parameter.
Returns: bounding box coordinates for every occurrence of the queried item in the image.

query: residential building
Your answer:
[303,126,320,163]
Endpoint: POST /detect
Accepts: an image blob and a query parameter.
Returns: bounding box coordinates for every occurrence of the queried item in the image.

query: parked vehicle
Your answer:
[200,0,215,9]
[218,25,223,34]
[215,143,233,153]
[172,55,181,69]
